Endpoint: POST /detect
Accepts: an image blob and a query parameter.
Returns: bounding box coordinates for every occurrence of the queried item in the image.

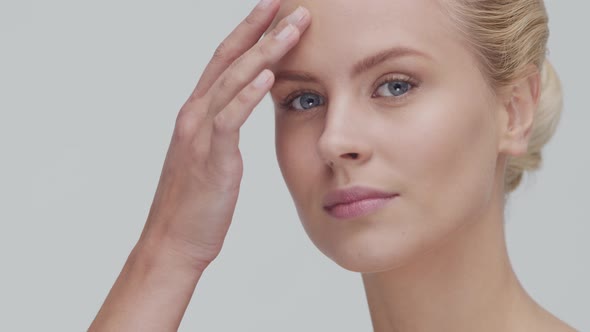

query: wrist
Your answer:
[133,231,212,275]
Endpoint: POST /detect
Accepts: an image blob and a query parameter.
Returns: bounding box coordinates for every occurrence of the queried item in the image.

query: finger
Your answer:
[216,69,274,133]
[206,6,311,116]
[208,69,274,169]
[190,0,281,100]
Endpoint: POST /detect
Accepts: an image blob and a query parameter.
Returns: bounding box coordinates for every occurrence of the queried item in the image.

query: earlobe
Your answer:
[498,65,541,157]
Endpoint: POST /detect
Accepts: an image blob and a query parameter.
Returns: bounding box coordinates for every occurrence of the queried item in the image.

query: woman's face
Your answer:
[269,0,505,272]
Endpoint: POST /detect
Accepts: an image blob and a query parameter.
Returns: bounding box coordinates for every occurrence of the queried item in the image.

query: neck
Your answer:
[361,191,540,332]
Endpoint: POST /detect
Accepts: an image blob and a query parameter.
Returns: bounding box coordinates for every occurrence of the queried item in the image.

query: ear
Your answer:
[497,64,541,156]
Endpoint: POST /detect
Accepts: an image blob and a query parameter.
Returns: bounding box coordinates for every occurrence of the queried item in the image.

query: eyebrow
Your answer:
[274,46,431,84]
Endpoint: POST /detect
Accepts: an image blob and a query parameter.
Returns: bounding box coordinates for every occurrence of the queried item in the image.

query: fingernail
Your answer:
[287,6,307,24]
[257,0,274,9]
[275,24,296,41]
[254,70,272,88]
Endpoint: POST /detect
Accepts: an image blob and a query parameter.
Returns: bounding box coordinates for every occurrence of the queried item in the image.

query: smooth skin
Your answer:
[88,0,310,330]
[266,0,577,331]
[88,0,577,331]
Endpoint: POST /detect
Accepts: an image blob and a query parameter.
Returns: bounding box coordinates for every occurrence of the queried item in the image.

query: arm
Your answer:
[88,237,204,332]
[87,0,311,330]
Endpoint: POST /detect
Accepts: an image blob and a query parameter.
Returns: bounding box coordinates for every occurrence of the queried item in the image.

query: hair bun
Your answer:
[504,59,564,193]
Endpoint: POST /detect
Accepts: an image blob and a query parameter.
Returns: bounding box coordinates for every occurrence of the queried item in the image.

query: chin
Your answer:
[297,206,445,274]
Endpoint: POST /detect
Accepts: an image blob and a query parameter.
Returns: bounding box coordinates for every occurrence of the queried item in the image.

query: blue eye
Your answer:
[288,92,325,111]
[279,77,415,112]
[375,80,412,97]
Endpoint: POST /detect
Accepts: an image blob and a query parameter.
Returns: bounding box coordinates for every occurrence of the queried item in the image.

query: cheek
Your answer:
[275,120,322,210]
[396,83,499,227]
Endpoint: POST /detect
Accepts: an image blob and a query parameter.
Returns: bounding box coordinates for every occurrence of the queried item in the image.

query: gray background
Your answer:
[1,0,588,331]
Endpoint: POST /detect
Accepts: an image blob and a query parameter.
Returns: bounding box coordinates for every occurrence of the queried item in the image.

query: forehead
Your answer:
[268,0,464,75]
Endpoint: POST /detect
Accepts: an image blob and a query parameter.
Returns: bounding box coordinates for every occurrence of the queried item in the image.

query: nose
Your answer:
[317,102,373,169]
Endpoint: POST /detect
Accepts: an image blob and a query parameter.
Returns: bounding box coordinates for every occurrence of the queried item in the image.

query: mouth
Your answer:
[324,196,398,219]
[323,186,399,219]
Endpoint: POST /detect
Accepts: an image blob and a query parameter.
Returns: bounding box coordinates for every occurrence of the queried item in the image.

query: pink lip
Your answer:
[323,186,399,219]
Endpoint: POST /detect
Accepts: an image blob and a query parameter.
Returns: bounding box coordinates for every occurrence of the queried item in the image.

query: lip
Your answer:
[323,186,399,219]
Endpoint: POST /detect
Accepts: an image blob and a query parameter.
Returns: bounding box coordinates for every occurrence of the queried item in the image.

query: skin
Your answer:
[267,0,577,331]
[88,1,313,330]
[88,0,577,331]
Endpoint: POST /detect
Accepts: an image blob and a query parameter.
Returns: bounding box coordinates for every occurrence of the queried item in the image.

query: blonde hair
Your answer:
[442,0,564,194]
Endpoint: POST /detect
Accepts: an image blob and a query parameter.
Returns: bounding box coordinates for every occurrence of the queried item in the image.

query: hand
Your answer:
[138,0,311,271]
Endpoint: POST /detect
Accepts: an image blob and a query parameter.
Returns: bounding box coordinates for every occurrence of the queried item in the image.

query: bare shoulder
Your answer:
[533,312,578,332]
[541,321,579,332]
[519,303,579,332]
[548,320,578,332]
[547,322,578,332]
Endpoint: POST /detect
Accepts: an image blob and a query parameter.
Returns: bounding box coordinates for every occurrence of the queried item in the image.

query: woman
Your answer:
[88,0,576,330]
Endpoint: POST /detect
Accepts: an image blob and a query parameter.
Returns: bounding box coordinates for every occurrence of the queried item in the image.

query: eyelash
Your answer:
[278,75,419,112]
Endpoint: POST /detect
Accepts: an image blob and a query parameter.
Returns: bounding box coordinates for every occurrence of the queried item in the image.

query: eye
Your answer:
[374,78,414,98]
[279,91,325,112]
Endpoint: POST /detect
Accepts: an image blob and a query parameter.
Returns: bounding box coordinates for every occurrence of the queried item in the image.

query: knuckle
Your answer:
[257,40,274,58]
[212,40,233,64]
[217,74,232,92]
[232,69,250,87]
[212,114,231,134]
[236,90,253,105]
[268,26,280,39]
[173,118,194,142]
[174,110,200,141]
[218,66,249,91]
[244,13,258,27]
